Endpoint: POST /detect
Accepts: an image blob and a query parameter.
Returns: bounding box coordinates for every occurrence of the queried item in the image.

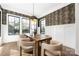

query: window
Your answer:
[14,17,20,34]
[8,15,20,35]
[0,11,1,36]
[30,19,37,35]
[40,18,45,34]
[22,17,30,33]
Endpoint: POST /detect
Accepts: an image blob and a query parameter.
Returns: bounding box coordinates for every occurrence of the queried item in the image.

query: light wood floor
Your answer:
[0,42,32,56]
[0,42,78,56]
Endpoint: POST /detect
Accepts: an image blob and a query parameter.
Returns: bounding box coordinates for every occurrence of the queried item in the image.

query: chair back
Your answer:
[41,43,62,56]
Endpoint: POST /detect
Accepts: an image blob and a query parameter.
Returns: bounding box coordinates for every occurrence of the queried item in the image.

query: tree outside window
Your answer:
[8,15,20,35]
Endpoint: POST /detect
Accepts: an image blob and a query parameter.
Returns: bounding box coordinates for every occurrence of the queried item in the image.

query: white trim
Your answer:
[0,9,2,46]
[20,17,22,35]
[2,13,31,43]
[7,13,21,35]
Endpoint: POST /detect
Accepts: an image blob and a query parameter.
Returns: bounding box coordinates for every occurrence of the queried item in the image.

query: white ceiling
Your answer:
[1,3,71,18]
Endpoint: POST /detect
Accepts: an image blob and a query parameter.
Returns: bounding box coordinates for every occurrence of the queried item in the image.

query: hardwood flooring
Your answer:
[0,42,32,56]
[0,42,78,56]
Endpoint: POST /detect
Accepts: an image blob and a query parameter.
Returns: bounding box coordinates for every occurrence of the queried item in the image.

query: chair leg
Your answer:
[20,46,22,56]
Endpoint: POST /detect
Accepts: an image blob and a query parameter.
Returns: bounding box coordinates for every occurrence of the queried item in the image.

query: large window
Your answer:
[8,15,20,35]
[30,19,37,35]
[22,17,30,33]
[40,18,45,34]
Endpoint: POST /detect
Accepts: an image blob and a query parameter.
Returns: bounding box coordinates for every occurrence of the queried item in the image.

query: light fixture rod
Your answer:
[33,3,34,16]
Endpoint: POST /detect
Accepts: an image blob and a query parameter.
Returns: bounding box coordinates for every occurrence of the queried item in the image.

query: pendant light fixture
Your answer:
[31,3,37,36]
[31,3,37,19]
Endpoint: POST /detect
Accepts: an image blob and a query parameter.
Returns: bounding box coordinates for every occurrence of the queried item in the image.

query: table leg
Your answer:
[20,46,22,56]
[33,43,36,56]
[35,41,39,56]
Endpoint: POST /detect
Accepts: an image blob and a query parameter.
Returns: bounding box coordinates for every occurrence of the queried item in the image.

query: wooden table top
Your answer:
[25,34,52,41]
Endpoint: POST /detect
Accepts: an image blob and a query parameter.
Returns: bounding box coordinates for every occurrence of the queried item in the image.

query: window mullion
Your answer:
[14,17,15,35]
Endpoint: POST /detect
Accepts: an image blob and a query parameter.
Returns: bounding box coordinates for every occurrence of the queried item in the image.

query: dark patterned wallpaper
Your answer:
[40,3,75,26]
[2,9,7,24]
[1,9,31,24]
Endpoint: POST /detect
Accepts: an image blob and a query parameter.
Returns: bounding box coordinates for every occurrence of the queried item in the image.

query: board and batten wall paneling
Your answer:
[1,8,32,24]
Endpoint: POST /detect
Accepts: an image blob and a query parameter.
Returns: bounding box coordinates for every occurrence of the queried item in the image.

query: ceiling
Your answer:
[1,3,71,18]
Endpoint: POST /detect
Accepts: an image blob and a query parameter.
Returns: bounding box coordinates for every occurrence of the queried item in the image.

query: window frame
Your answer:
[40,18,45,34]
[21,17,30,34]
[8,14,20,35]
[0,10,2,37]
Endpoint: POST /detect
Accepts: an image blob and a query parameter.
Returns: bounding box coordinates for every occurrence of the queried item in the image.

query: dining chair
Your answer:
[19,35,35,56]
[41,42,62,56]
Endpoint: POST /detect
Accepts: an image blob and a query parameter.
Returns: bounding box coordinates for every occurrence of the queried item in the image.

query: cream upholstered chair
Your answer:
[17,34,29,50]
[19,35,35,56]
[41,41,62,56]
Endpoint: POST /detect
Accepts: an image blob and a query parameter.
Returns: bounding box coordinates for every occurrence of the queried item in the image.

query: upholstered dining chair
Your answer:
[41,42,62,56]
[18,35,35,56]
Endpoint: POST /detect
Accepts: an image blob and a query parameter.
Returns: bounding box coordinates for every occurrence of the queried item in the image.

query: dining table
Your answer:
[21,34,52,56]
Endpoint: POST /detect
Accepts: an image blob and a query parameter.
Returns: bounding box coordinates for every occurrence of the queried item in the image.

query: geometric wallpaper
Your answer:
[40,3,75,26]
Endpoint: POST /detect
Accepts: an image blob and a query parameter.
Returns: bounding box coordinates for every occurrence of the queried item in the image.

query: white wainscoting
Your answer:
[45,24,76,49]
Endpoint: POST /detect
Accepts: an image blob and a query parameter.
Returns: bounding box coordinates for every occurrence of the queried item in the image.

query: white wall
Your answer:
[2,24,19,43]
[64,24,76,48]
[75,3,79,54]
[45,24,76,49]
[0,9,2,46]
